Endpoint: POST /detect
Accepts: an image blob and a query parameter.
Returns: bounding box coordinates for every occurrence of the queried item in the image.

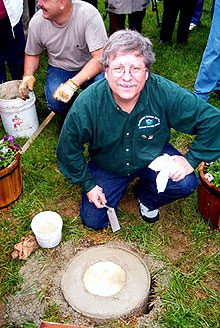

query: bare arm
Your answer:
[24,54,41,76]
[71,47,103,86]
[53,47,104,102]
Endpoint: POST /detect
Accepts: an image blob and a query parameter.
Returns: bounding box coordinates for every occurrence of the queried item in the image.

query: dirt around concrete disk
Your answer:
[4,239,169,327]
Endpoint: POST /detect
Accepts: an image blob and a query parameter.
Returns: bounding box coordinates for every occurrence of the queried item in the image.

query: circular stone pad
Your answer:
[61,245,151,320]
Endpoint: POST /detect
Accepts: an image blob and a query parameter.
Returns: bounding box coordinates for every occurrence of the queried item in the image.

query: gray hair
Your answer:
[100,29,155,72]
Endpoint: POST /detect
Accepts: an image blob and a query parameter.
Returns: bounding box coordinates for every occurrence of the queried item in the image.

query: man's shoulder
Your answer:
[73,0,99,13]
[29,9,44,27]
[147,73,181,94]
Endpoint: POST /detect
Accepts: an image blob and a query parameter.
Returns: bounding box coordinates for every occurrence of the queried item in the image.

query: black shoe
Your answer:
[177,40,188,46]
[133,184,159,223]
[159,39,172,45]
[213,89,220,98]
[138,200,159,223]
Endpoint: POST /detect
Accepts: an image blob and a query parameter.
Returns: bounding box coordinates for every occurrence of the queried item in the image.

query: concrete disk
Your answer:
[61,245,151,320]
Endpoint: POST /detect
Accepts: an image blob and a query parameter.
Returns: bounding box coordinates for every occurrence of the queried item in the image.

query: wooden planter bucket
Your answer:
[0,151,22,212]
[198,162,220,229]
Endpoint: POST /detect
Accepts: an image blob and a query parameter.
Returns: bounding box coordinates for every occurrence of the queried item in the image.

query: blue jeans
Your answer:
[191,0,204,25]
[194,0,220,100]
[45,64,104,114]
[0,17,25,84]
[80,143,199,230]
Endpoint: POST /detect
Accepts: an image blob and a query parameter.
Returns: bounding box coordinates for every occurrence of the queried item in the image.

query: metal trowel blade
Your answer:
[107,207,120,232]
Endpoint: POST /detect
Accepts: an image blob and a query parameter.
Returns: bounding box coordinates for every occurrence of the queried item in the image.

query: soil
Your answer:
[1,183,193,328]
[3,239,169,328]
[0,80,20,100]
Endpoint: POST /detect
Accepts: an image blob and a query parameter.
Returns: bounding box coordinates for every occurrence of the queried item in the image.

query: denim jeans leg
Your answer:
[80,161,132,230]
[191,0,204,25]
[45,65,78,114]
[194,0,220,100]
[45,66,104,113]
[135,143,199,210]
[80,72,104,89]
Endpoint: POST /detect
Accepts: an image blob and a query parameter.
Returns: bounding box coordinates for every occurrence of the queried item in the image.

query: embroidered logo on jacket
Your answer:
[138,115,160,129]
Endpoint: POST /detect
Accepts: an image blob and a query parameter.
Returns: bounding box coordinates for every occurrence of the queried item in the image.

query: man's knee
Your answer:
[176,172,199,197]
[46,95,71,114]
[80,203,109,230]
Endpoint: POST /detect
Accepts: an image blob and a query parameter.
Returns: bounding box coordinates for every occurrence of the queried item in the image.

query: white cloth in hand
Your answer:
[53,79,79,103]
[148,154,171,193]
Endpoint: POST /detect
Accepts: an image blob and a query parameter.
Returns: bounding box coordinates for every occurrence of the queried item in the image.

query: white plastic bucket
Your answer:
[0,80,39,137]
[31,211,63,248]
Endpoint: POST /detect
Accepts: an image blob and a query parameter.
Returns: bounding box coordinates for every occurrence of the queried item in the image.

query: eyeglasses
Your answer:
[108,66,147,77]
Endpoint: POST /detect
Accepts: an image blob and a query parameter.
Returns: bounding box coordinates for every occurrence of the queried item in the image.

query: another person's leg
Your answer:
[22,0,30,38]
[194,0,220,100]
[128,9,146,33]
[4,17,25,81]
[28,0,36,18]
[190,0,204,27]
[177,0,197,43]
[160,0,179,43]
[0,50,6,84]
[108,12,126,35]
[135,143,199,219]
[80,161,132,230]
[0,18,6,83]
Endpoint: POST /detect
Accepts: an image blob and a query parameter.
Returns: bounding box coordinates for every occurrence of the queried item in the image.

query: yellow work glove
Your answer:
[18,75,36,100]
[53,79,80,103]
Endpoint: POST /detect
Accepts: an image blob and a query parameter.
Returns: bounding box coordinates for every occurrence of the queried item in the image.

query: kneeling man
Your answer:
[57,30,220,229]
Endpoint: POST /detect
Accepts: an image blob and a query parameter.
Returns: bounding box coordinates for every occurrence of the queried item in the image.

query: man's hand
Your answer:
[18,75,36,100]
[86,185,107,208]
[53,79,80,103]
[169,155,194,181]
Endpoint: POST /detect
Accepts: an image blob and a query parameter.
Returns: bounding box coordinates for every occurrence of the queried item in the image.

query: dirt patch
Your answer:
[58,197,80,219]
[118,182,139,215]
[162,231,190,261]
[4,240,169,327]
[0,301,6,327]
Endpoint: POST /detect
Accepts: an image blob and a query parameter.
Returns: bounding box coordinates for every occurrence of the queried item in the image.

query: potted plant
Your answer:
[198,159,220,229]
[0,136,22,212]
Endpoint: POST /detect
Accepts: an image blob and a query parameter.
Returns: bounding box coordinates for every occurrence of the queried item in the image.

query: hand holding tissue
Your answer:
[148,154,194,193]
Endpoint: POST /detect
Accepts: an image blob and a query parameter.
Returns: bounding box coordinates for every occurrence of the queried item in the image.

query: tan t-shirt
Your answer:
[25,1,107,71]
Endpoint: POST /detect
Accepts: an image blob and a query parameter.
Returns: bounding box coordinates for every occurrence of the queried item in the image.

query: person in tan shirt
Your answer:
[19,0,107,115]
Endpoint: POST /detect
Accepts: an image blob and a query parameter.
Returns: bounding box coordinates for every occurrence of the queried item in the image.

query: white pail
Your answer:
[31,211,63,248]
[0,80,39,138]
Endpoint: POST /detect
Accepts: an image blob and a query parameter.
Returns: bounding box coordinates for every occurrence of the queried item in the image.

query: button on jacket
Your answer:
[57,74,220,193]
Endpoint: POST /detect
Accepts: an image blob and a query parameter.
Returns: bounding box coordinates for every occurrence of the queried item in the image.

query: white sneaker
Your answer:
[138,200,159,223]
[189,23,197,31]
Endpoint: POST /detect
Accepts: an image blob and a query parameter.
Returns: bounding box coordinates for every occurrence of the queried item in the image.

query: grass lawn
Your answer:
[0,0,219,327]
